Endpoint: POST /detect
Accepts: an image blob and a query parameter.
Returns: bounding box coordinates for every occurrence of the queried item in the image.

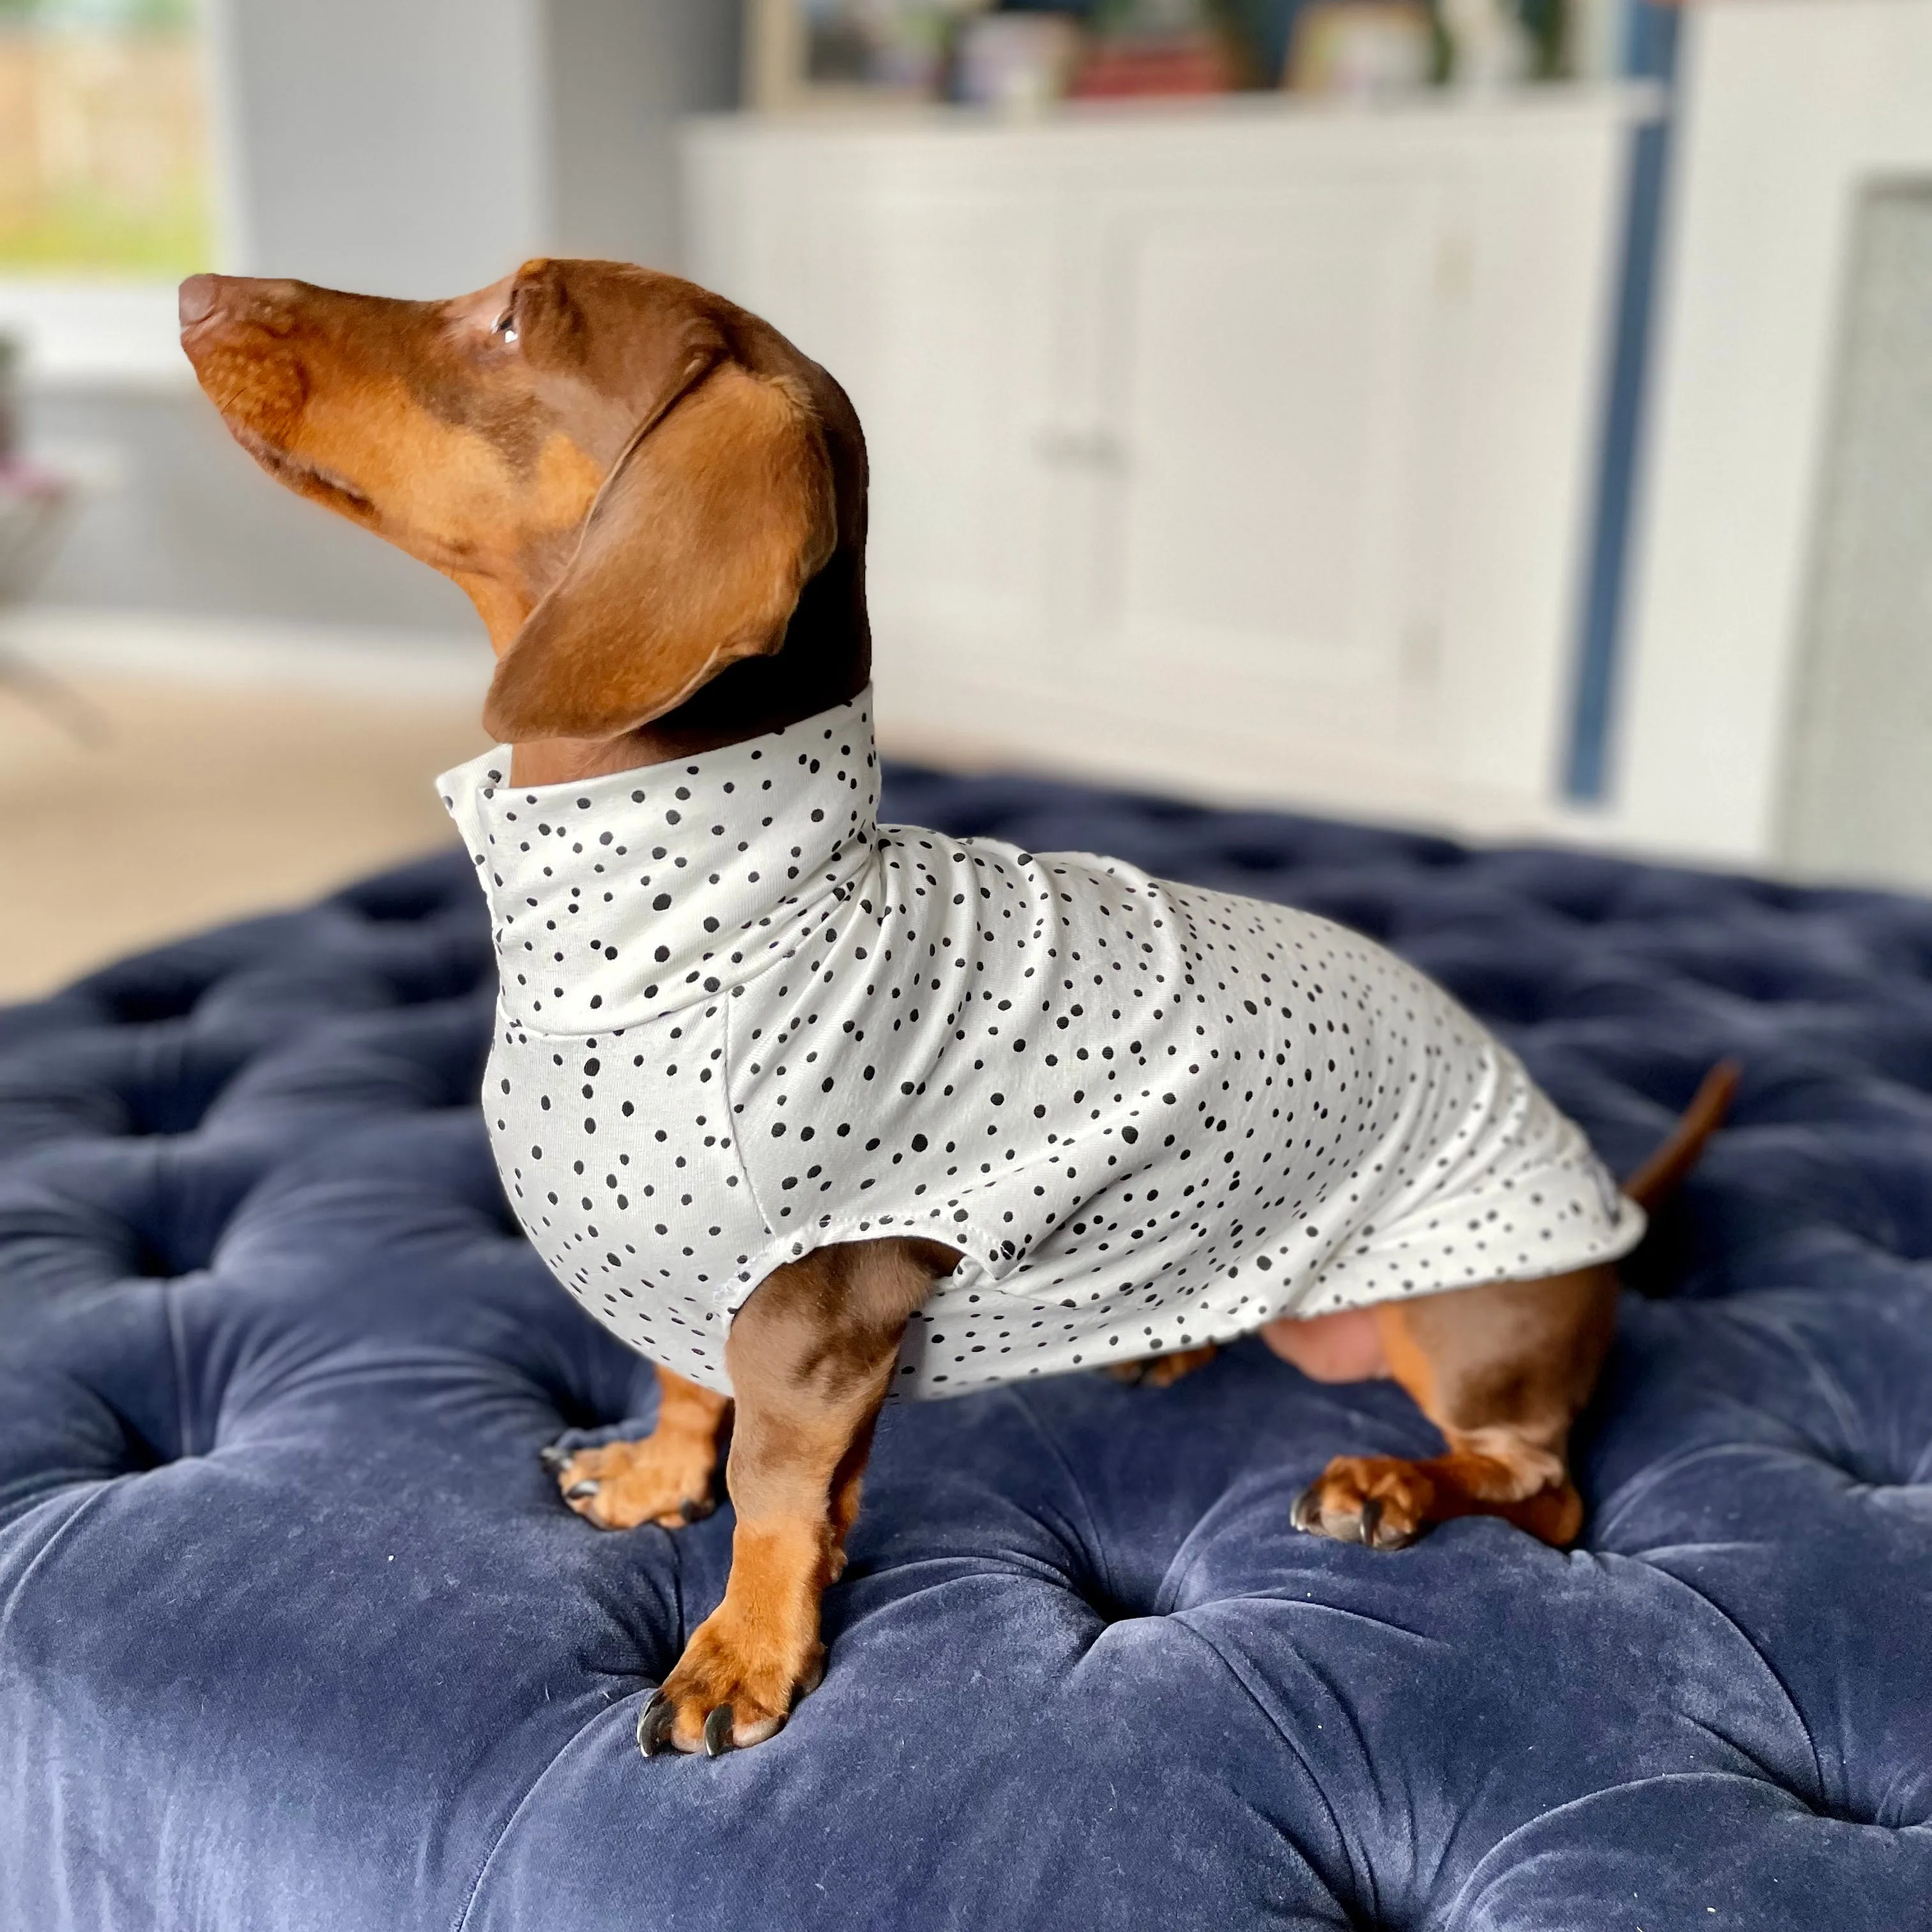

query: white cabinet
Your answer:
[685,95,1653,837]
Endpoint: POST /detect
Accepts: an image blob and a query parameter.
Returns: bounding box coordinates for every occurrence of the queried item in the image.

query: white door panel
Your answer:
[688,145,1068,665]
[846,194,1065,653]
[1097,181,1459,734]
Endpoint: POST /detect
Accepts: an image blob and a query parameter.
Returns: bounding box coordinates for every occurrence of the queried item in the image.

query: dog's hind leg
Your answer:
[1289,1061,1738,1551]
[544,1365,731,1531]
[1290,1265,1618,1551]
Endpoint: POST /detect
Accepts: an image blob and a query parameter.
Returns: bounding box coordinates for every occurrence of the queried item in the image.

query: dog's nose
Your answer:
[178,274,223,332]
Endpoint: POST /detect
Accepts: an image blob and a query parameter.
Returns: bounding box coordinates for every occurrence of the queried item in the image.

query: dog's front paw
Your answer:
[636,1604,825,1758]
[542,1430,718,1531]
[1291,1455,1433,1550]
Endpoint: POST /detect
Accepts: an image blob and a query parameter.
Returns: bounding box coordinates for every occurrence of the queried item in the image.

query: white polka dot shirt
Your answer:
[438,691,1642,1399]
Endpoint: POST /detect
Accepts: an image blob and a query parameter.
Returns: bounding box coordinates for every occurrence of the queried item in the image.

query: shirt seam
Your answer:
[720,990,780,1250]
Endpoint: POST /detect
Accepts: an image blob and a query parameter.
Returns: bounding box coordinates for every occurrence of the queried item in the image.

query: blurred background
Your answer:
[1,0,1928,998]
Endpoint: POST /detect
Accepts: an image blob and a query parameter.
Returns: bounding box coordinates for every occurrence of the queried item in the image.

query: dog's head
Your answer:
[180,260,865,744]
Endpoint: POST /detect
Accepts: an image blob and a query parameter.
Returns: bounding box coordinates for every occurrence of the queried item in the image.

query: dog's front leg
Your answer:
[638,1237,949,1756]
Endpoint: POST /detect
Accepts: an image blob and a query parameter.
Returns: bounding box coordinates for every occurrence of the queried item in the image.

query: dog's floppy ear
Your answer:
[482,359,838,741]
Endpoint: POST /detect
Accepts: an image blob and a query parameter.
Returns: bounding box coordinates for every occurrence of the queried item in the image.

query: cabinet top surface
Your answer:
[688,84,1666,151]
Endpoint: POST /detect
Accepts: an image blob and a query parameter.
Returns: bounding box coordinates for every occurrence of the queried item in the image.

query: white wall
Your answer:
[1609,0,1932,870]
[546,0,740,270]
[209,0,550,298]
[209,0,737,296]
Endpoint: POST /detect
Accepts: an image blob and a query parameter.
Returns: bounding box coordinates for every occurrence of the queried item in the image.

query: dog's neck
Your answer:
[501,546,870,787]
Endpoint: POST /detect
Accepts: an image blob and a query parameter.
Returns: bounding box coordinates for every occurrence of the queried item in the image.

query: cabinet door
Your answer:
[1091,176,1463,760]
[845,188,1070,666]
[689,137,1070,680]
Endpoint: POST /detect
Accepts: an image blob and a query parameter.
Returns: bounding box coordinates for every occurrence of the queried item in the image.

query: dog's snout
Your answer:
[178,273,223,332]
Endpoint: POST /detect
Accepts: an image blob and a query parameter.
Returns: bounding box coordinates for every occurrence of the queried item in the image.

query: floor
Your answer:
[0,670,487,1002]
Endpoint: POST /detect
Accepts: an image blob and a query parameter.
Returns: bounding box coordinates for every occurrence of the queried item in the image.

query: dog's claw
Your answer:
[1291,1483,1322,1534]
[538,1444,569,1473]
[637,1690,675,1759]
[703,1704,735,1758]
[678,1496,712,1524]
[1357,1497,1383,1546]
[565,1479,599,1500]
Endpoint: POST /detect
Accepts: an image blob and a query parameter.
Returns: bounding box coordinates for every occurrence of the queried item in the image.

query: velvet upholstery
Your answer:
[4,765,1930,1930]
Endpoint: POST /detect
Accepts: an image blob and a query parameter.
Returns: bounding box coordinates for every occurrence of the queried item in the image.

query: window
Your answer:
[0,0,212,276]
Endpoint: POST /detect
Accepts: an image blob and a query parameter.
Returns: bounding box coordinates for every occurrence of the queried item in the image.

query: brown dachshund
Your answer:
[180,259,1735,1758]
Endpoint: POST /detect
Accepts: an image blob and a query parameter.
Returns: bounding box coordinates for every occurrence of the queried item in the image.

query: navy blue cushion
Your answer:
[4,770,1930,1930]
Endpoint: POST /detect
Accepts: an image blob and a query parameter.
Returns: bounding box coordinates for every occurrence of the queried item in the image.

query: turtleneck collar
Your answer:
[438,689,878,1032]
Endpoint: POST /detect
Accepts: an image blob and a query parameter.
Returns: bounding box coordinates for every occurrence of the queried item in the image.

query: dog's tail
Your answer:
[1621,1059,1741,1213]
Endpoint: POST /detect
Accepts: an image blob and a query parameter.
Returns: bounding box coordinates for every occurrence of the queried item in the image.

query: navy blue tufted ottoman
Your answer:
[4,765,1931,1931]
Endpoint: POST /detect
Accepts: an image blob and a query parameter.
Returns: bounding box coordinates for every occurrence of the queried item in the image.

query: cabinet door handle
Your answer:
[1031,427,1128,471]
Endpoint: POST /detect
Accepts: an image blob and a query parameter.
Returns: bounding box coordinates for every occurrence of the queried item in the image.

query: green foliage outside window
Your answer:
[0,2,197,29]
[0,0,211,276]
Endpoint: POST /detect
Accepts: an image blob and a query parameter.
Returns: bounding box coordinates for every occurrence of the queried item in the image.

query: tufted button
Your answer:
[83,963,217,1026]
[0,1036,256,1154]
[0,1147,263,1291]
[330,852,493,924]
[1068,1573,1156,1629]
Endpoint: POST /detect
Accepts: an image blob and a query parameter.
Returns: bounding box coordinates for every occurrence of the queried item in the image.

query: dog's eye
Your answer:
[492,309,519,345]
